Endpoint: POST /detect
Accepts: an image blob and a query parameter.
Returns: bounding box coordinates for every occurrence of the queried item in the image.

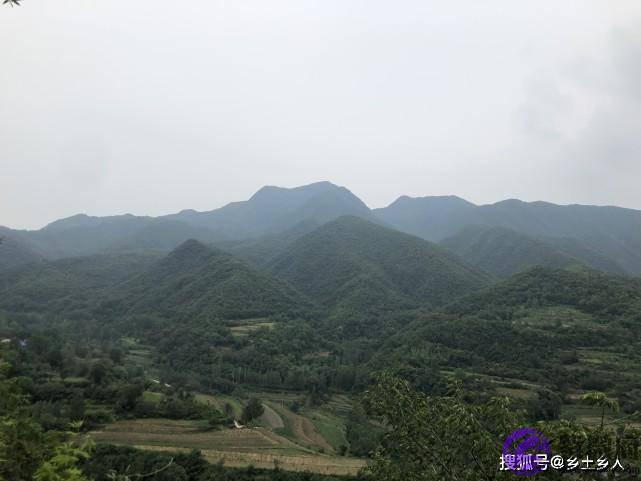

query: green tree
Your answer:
[241,398,264,424]
[34,442,93,481]
[364,373,522,481]
[580,391,619,429]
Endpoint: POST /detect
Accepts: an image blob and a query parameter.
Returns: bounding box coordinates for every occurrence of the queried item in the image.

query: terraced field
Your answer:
[89,419,366,475]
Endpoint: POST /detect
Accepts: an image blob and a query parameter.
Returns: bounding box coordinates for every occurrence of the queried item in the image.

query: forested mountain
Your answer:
[0,227,43,269]
[119,239,311,321]
[0,215,223,262]
[268,216,490,319]
[0,252,160,315]
[440,225,588,277]
[375,196,641,274]
[373,267,641,399]
[164,181,375,240]
[3,183,641,279]
[214,219,322,267]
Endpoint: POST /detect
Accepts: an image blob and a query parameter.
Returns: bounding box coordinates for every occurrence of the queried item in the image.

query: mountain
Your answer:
[374,195,477,241]
[215,219,321,268]
[0,227,43,269]
[0,215,223,261]
[372,267,641,391]
[375,196,641,275]
[164,181,376,240]
[3,183,641,276]
[0,252,160,314]
[120,239,310,321]
[268,216,490,318]
[447,267,641,318]
[440,225,594,278]
[542,236,626,275]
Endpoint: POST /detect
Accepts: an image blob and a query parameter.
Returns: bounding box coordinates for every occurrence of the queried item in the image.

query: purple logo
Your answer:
[501,427,551,476]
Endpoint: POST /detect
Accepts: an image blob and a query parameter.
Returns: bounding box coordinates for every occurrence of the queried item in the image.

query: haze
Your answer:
[1,1,640,229]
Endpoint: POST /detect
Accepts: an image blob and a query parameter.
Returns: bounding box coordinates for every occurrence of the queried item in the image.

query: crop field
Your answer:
[88,418,366,475]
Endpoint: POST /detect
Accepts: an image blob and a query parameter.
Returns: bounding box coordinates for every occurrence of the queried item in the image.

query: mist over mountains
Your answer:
[2,180,641,276]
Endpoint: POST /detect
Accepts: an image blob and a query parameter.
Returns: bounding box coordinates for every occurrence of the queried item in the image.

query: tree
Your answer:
[241,398,264,424]
[363,373,522,481]
[34,442,93,481]
[580,391,619,429]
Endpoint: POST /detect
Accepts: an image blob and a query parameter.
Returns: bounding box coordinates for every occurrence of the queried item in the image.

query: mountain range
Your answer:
[2,181,641,277]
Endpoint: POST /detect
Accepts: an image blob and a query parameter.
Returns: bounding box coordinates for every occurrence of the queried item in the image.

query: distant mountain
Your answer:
[375,196,641,275]
[0,252,160,314]
[0,215,223,261]
[542,236,625,275]
[440,225,603,278]
[268,216,490,320]
[216,219,322,268]
[120,239,310,321]
[164,181,375,240]
[3,183,641,277]
[374,195,477,241]
[0,227,43,269]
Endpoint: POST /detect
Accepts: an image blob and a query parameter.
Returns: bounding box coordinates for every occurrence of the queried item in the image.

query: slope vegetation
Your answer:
[269,216,490,315]
[122,239,310,321]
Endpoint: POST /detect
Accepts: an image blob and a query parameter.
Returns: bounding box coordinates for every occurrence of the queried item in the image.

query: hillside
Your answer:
[0,252,160,315]
[0,227,43,269]
[268,216,490,319]
[164,181,376,240]
[121,239,311,321]
[440,225,585,277]
[1,215,223,261]
[375,196,641,275]
[373,267,641,399]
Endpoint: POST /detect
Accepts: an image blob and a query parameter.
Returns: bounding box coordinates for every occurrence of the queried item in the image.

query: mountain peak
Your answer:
[249,181,339,202]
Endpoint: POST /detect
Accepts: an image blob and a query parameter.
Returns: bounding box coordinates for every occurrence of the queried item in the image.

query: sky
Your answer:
[1,1,641,229]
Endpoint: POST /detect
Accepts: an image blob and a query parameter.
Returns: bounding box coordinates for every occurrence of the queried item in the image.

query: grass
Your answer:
[142,391,163,404]
[195,393,244,419]
[303,409,347,451]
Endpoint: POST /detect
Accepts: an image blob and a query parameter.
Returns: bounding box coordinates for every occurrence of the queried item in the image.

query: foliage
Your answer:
[241,398,264,424]
[34,441,94,481]
[363,373,521,481]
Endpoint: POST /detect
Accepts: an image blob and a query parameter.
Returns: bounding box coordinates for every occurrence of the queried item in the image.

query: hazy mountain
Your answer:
[0,227,43,269]
[164,181,376,239]
[440,225,587,278]
[374,195,477,241]
[3,182,641,277]
[0,215,223,261]
[268,216,490,314]
[542,236,625,275]
[120,239,310,321]
[376,196,641,275]
[215,219,322,267]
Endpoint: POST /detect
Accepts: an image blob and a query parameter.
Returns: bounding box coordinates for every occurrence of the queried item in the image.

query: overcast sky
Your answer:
[1,1,641,229]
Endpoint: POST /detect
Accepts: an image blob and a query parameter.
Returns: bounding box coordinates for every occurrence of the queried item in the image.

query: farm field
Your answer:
[88,418,366,475]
